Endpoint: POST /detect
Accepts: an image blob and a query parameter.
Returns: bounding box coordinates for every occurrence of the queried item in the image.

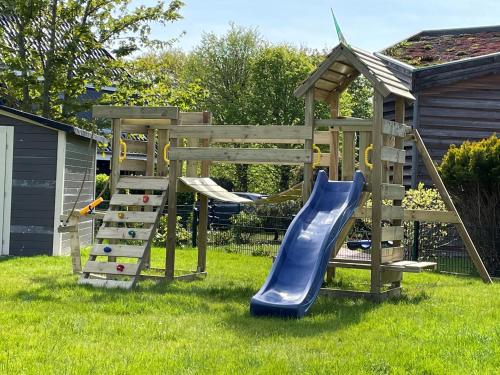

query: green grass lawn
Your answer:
[0,248,499,374]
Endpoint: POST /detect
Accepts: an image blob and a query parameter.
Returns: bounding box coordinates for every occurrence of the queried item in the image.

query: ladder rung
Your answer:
[83,261,140,276]
[91,244,146,258]
[110,194,164,207]
[116,176,169,191]
[78,278,134,289]
[103,211,158,224]
[96,227,152,241]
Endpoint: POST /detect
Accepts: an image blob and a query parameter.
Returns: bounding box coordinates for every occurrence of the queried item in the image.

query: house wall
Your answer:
[415,74,500,184]
[61,134,96,253]
[0,115,57,255]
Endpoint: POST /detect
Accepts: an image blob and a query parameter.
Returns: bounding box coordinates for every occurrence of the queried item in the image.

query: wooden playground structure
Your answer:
[62,43,492,298]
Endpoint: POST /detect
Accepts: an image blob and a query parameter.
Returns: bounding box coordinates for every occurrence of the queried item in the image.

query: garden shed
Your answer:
[379,25,500,186]
[0,106,105,256]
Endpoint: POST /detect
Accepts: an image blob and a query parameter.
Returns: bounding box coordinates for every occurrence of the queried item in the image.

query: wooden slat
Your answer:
[116,176,169,191]
[103,211,158,224]
[381,226,404,241]
[83,261,140,276]
[381,146,406,164]
[328,261,371,270]
[180,111,205,124]
[381,183,405,200]
[78,279,134,289]
[93,106,179,120]
[382,247,405,263]
[96,227,152,241]
[404,209,460,223]
[354,206,404,221]
[342,131,355,180]
[313,131,330,145]
[121,119,170,126]
[91,244,146,258]
[121,159,147,172]
[110,194,164,207]
[169,125,313,140]
[123,139,147,154]
[169,148,311,165]
[382,120,410,137]
[319,152,331,167]
[381,261,437,273]
[315,118,373,127]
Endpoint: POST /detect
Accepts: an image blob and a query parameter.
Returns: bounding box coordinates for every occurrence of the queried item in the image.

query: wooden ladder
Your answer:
[79,176,169,289]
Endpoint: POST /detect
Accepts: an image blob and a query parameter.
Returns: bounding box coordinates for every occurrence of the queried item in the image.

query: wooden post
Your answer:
[370,92,384,295]
[197,111,211,272]
[413,129,492,283]
[302,88,315,203]
[165,133,178,280]
[329,92,340,180]
[68,214,81,274]
[143,127,156,268]
[342,131,355,181]
[110,119,122,195]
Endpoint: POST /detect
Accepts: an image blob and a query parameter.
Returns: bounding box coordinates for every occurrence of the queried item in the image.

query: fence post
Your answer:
[412,221,420,261]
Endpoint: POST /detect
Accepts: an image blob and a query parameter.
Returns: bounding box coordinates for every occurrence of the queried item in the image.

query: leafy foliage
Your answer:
[95,173,110,202]
[0,0,184,126]
[152,215,190,247]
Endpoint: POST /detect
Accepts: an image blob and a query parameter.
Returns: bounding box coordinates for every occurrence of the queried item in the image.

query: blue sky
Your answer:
[138,0,500,52]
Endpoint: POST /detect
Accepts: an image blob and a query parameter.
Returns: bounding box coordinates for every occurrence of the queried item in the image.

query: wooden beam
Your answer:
[169,148,311,165]
[329,93,340,181]
[93,105,179,120]
[120,159,147,173]
[413,129,492,283]
[302,88,315,204]
[371,92,384,294]
[315,118,372,127]
[110,119,121,195]
[169,125,313,140]
[381,183,405,200]
[342,131,355,180]
[383,119,409,137]
[166,136,178,280]
[381,146,406,164]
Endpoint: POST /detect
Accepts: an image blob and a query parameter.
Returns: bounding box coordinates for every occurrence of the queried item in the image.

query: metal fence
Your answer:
[93,201,498,277]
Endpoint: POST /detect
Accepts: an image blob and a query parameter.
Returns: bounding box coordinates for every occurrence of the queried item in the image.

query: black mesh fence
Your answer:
[93,200,499,278]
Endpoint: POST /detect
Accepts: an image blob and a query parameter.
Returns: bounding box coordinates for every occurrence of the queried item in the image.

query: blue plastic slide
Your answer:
[250,170,365,318]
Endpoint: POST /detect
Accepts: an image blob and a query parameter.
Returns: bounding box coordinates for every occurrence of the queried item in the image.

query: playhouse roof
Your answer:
[294,43,414,101]
[381,25,500,67]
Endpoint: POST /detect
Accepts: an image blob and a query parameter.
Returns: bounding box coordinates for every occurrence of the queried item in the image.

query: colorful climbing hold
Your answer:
[116,264,125,272]
[118,212,125,219]
[143,195,150,203]
[128,229,136,238]
[103,246,112,253]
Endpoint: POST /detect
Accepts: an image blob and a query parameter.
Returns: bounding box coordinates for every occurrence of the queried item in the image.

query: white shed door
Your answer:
[0,127,13,255]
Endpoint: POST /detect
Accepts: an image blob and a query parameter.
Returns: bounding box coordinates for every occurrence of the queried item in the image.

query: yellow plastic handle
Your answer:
[163,143,170,166]
[312,144,321,169]
[364,144,373,170]
[119,139,127,163]
[79,197,104,216]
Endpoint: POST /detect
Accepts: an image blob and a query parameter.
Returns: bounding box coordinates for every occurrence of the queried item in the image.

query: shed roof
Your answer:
[381,25,500,67]
[294,43,414,101]
[0,105,107,143]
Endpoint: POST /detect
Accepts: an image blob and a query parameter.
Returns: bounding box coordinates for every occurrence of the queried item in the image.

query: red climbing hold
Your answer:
[142,195,150,203]
[116,264,125,272]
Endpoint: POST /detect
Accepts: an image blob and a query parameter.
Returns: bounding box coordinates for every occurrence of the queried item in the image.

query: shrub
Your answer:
[152,215,190,247]
[230,211,263,244]
[95,174,110,202]
[439,135,500,275]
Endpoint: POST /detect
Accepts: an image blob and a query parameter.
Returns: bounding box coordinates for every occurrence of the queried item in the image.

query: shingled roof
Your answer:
[294,43,414,101]
[381,25,500,67]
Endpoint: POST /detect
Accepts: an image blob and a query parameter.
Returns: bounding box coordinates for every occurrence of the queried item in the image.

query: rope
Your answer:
[64,130,95,225]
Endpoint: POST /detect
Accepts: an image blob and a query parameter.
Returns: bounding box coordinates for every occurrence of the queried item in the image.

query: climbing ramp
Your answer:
[79,176,169,289]
[179,177,252,203]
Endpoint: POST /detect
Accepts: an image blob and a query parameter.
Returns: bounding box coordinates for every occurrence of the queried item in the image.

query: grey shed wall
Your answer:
[0,115,57,256]
[61,134,96,252]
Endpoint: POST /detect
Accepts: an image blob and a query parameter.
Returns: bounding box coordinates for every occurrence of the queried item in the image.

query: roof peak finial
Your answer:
[331,7,349,48]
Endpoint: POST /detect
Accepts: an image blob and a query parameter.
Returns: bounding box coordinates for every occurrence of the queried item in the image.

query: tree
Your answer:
[103,50,207,112]
[0,0,184,126]
[186,24,262,191]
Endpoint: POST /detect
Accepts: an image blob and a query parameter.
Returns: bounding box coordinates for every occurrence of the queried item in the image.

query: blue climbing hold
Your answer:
[103,246,112,253]
[128,229,136,238]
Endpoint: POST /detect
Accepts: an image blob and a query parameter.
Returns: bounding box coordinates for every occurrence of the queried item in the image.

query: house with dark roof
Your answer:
[378,25,500,186]
[0,105,106,257]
